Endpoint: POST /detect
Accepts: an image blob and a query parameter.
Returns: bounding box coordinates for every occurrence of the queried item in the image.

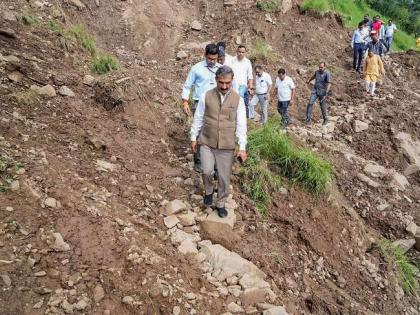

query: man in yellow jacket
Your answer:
[364,49,385,96]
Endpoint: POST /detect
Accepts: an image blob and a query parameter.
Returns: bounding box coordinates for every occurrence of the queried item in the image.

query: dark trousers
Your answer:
[277,101,290,127]
[353,43,365,71]
[306,90,328,122]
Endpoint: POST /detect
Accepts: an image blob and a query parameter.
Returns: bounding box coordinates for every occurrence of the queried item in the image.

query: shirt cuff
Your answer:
[239,141,247,151]
[191,134,198,142]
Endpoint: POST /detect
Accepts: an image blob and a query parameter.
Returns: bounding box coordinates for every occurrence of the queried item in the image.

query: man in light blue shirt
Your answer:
[351,22,368,72]
[181,43,221,172]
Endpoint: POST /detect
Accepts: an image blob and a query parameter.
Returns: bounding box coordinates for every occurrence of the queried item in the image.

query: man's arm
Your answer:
[325,72,332,94]
[236,98,247,162]
[181,67,196,115]
[247,60,254,89]
[290,88,296,105]
[190,94,206,151]
[351,31,356,48]
[306,73,316,84]
[378,57,385,75]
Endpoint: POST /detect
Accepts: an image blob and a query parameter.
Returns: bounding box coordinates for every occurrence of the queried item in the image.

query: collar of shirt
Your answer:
[218,89,232,103]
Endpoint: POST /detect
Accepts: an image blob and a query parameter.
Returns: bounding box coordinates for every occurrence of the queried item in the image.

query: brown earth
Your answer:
[1,0,419,315]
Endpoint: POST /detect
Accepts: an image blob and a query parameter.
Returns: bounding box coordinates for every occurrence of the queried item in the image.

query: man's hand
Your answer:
[191,141,198,153]
[264,94,270,102]
[182,100,191,116]
[237,150,248,163]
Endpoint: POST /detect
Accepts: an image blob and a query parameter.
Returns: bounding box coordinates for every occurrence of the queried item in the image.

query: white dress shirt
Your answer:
[190,89,247,150]
[275,76,295,101]
[229,57,253,86]
[255,72,272,94]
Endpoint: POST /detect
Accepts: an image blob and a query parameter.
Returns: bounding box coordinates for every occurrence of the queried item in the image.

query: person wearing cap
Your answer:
[366,30,386,57]
[363,49,385,96]
[249,65,272,124]
[190,66,247,218]
[351,21,368,72]
[181,43,222,172]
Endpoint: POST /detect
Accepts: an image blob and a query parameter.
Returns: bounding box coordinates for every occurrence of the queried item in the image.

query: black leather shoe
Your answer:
[194,161,201,173]
[217,207,228,218]
[203,194,213,207]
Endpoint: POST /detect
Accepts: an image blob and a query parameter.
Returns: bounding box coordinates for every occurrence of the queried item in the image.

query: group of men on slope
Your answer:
[181,43,331,218]
[351,14,394,96]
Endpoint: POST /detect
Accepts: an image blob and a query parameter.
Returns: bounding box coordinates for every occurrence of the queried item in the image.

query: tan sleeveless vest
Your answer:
[198,88,240,150]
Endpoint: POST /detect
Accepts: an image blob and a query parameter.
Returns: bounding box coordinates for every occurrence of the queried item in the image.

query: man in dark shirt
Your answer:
[366,31,386,57]
[305,62,331,126]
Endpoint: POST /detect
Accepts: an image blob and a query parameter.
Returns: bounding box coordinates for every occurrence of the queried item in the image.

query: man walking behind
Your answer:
[366,31,386,57]
[190,66,247,218]
[364,49,385,96]
[385,19,397,53]
[230,45,254,118]
[351,22,368,72]
[275,68,296,128]
[305,62,331,126]
[182,43,221,172]
[249,65,272,124]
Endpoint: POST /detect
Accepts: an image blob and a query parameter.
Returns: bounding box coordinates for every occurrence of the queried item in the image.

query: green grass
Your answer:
[64,24,97,56]
[380,240,419,296]
[301,0,417,51]
[241,120,333,214]
[256,0,279,12]
[92,54,119,74]
[48,20,62,33]
[22,15,41,26]
[0,156,14,192]
[249,37,278,63]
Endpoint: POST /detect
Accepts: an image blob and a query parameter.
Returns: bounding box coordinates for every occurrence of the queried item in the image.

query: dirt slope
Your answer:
[1,0,419,315]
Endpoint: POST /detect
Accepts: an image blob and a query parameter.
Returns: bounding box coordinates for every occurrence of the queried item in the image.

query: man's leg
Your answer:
[370,81,376,95]
[200,145,216,206]
[319,95,328,124]
[248,95,258,119]
[356,44,364,72]
[353,45,358,70]
[387,37,393,52]
[365,78,371,92]
[305,90,317,123]
[238,85,249,118]
[214,148,235,213]
[259,94,268,124]
[280,101,290,127]
[191,100,201,172]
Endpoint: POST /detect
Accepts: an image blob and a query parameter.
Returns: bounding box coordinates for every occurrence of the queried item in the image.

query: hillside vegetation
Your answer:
[301,0,417,51]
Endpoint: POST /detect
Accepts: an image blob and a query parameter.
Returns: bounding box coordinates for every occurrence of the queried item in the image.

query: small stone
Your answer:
[74,297,89,310]
[44,197,58,208]
[164,215,180,229]
[262,306,290,315]
[8,71,23,82]
[184,178,194,186]
[406,222,418,236]
[31,84,56,97]
[178,238,198,255]
[122,296,134,305]
[83,75,96,86]
[390,172,410,191]
[33,299,44,309]
[353,120,369,132]
[1,274,12,287]
[364,163,388,178]
[177,212,197,226]
[393,239,416,253]
[163,200,187,215]
[69,0,86,9]
[34,271,47,277]
[146,184,154,192]
[173,306,181,315]
[227,302,244,313]
[190,20,202,31]
[10,180,20,191]
[177,51,188,60]
[93,284,105,302]
[58,86,75,97]
[5,206,14,212]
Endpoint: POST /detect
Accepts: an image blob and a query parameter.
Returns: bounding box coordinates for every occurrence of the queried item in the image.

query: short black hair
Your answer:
[237,44,246,50]
[255,65,263,71]
[278,68,286,75]
[358,21,364,28]
[217,41,226,49]
[205,43,219,55]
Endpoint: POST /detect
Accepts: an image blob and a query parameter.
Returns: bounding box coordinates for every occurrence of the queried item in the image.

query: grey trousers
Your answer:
[200,144,234,208]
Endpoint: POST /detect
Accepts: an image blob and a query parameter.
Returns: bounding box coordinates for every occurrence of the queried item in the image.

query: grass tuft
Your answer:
[92,55,119,74]
[0,156,16,192]
[22,15,41,26]
[64,24,97,56]
[256,0,279,12]
[48,20,62,33]
[249,37,278,63]
[380,240,420,296]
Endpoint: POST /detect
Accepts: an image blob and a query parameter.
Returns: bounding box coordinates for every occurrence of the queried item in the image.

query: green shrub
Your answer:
[92,54,119,74]
[301,0,332,15]
[22,15,41,26]
[64,24,97,56]
[245,120,333,194]
[249,37,278,63]
[380,240,420,296]
[48,20,62,33]
[0,156,15,192]
[256,0,279,12]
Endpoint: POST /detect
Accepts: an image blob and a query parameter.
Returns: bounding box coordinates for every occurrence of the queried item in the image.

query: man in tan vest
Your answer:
[190,66,248,218]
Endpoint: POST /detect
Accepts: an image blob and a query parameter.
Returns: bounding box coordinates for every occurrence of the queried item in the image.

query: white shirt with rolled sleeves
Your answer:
[275,76,295,102]
[190,90,247,150]
[229,57,253,87]
[255,72,272,94]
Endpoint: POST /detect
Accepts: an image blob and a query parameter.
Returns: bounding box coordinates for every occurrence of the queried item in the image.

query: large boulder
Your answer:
[395,132,420,176]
